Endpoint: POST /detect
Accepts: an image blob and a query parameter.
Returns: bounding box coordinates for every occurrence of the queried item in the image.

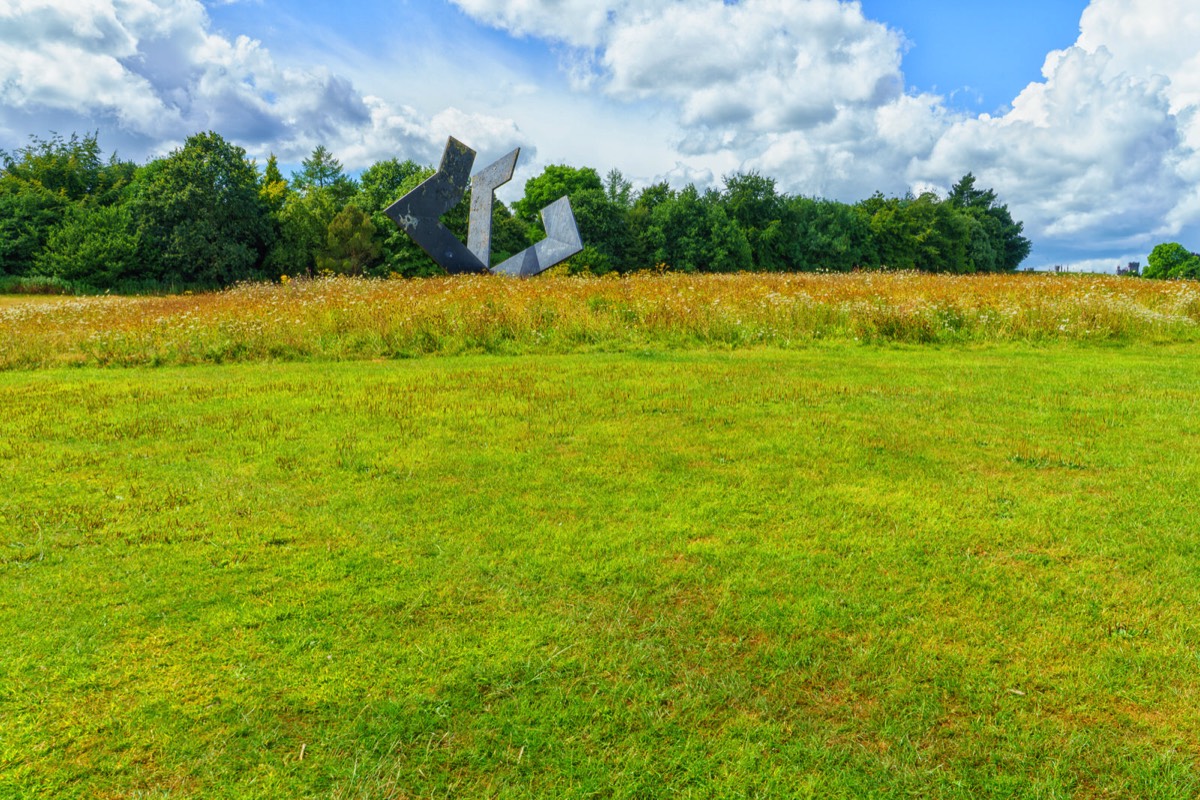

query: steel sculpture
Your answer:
[492,197,583,278]
[385,137,583,277]
[384,138,485,274]
[468,147,519,265]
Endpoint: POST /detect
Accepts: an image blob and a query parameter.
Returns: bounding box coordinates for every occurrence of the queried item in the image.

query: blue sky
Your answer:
[860,0,1090,113]
[2,0,1196,271]
[205,0,1090,116]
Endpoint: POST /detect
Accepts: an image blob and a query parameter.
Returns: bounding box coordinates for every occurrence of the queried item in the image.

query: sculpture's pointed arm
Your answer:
[468,148,520,265]
[492,196,583,278]
[383,138,487,274]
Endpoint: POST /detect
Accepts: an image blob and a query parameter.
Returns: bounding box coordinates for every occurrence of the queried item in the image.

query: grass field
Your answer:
[2,275,1199,797]
[1,272,1198,369]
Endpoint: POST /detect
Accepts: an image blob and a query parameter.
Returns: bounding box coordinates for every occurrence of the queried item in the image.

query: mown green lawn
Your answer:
[1,344,1198,798]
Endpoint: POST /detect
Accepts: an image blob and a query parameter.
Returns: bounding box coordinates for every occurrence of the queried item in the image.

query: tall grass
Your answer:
[2,272,1197,369]
[0,275,74,296]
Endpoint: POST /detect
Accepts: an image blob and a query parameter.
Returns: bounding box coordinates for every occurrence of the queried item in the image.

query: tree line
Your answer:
[1,130,1035,293]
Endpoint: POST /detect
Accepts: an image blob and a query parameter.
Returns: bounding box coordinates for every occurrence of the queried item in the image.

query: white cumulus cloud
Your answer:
[451,0,1200,267]
[452,0,940,198]
[912,0,1200,263]
[0,0,526,168]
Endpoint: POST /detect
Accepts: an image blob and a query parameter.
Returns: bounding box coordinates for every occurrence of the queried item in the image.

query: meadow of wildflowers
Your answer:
[2,272,1198,369]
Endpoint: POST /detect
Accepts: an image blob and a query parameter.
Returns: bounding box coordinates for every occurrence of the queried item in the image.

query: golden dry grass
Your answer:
[2,271,1197,369]
[0,295,74,308]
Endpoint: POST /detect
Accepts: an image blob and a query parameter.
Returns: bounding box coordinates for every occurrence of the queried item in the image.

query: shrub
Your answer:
[1145,242,1200,280]
[0,274,75,295]
[34,204,141,288]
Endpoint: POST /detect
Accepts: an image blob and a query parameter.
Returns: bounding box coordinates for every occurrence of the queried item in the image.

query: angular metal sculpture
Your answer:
[385,137,583,277]
[468,147,519,265]
[384,138,486,274]
[493,197,584,278]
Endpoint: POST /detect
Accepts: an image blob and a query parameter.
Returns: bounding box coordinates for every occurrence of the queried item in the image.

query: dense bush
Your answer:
[1145,242,1200,280]
[0,274,74,295]
[35,204,141,287]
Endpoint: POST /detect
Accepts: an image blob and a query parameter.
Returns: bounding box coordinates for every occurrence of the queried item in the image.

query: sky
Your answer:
[1,0,1196,272]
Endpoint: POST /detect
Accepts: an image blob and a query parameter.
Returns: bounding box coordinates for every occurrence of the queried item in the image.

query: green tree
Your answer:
[260,154,289,213]
[1145,242,1200,279]
[625,182,675,269]
[910,192,972,273]
[565,244,613,275]
[488,202,534,266]
[723,172,787,271]
[34,204,141,288]
[646,185,752,273]
[514,164,604,223]
[258,154,294,277]
[129,131,272,287]
[317,204,381,275]
[263,154,285,187]
[0,181,64,276]
[357,158,425,215]
[634,182,674,214]
[292,145,357,205]
[266,188,338,276]
[0,132,134,275]
[700,188,755,273]
[2,132,104,201]
[787,197,874,271]
[513,164,636,273]
[948,173,1031,271]
[861,193,920,270]
[566,187,632,273]
[854,191,973,273]
[604,168,633,209]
